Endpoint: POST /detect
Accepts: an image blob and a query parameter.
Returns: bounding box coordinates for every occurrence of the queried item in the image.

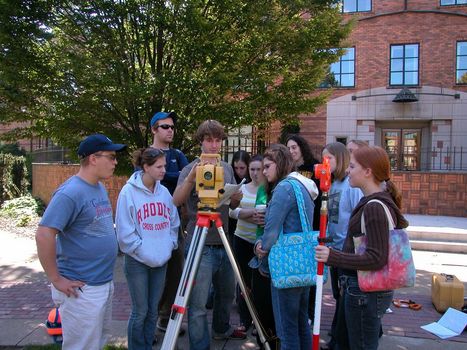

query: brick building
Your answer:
[277,0,467,172]
[0,121,50,152]
[266,1,467,216]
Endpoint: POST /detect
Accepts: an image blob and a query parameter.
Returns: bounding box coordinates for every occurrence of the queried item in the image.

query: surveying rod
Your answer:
[312,156,331,350]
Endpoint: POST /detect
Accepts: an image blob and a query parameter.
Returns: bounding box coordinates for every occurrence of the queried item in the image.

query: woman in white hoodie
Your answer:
[116,148,180,350]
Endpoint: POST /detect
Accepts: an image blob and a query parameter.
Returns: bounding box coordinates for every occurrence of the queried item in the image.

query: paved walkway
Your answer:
[0,215,466,349]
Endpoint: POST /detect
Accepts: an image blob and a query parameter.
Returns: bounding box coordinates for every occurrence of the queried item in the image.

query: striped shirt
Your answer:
[230,184,258,243]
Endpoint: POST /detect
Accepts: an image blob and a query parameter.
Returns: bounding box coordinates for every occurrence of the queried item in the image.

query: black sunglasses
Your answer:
[145,148,165,158]
[156,124,175,130]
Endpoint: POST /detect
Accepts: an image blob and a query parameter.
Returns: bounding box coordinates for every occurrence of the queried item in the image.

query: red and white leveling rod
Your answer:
[312,156,332,350]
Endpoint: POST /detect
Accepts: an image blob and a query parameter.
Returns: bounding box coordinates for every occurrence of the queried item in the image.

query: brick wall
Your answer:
[32,163,466,217]
[32,163,128,212]
[392,171,467,216]
[348,12,467,92]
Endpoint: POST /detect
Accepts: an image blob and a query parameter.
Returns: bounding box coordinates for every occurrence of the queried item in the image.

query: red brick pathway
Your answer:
[1,280,465,343]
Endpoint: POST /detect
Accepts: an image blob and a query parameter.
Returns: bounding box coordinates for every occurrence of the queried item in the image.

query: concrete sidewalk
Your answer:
[0,215,466,349]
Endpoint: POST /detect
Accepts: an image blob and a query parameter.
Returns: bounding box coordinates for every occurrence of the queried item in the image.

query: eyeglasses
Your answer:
[156,124,175,130]
[94,153,117,161]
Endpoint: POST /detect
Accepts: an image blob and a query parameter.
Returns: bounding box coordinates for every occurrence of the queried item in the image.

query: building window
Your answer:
[390,44,419,86]
[382,129,421,171]
[323,47,355,87]
[457,41,467,84]
[336,137,348,145]
[341,0,371,13]
[440,1,467,6]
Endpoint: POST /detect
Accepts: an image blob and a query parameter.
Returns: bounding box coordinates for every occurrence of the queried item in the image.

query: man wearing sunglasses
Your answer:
[150,111,189,336]
[36,134,126,350]
[150,111,189,195]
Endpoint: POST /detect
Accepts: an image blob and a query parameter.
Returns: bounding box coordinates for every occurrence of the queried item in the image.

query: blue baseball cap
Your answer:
[150,111,177,127]
[77,134,127,158]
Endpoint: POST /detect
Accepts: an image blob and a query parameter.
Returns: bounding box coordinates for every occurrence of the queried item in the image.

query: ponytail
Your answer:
[386,180,402,209]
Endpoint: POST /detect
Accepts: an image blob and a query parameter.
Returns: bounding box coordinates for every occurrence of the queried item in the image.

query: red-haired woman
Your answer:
[316,146,409,350]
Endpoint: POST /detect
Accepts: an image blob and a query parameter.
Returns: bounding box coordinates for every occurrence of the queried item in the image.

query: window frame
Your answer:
[341,0,372,13]
[382,128,421,171]
[327,47,356,88]
[440,0,467,6]
[456,41,467,85]
[389,43,420,87]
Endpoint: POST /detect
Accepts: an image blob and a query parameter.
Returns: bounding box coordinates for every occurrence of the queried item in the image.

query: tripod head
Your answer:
[196,153,225,211]
[314,156,331,193]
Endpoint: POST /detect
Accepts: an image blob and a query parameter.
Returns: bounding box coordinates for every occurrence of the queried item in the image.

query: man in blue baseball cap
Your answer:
[149,112,189,336]
[36,134,126,350]
[77,133,126,158]
[150,112,188,194]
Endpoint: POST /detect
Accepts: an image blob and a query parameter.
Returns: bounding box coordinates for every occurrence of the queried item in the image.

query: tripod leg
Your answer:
[215,224,272,350]
[161,225,209,350]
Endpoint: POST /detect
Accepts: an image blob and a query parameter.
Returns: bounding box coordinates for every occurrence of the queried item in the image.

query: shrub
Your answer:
[0,153,29,202]
[0,142,26,156]
[0,195,45,227]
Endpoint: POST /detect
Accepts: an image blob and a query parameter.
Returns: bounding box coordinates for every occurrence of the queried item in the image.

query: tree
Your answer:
[0,0,350,167]
[458,72,467,84]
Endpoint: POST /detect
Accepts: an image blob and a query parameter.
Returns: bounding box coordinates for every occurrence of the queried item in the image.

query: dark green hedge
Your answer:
[0,153,29,203]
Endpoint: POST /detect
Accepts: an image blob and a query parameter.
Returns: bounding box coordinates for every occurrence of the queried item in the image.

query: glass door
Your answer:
[383,130,400,170]
[402,130,419,170]
[382,129,420,170]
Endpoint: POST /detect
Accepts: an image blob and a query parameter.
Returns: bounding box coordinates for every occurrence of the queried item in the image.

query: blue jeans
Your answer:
[342,275,393,350]
[124,255,167,350]
[271,285,311,350]
[187,245,236,350]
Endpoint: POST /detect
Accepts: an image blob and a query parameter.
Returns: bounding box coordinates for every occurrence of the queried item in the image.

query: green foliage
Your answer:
[0,0,351,171]
[0,142,27,156]
[0,153,29,202]
[0,194,44,227]
[0,143,32,188]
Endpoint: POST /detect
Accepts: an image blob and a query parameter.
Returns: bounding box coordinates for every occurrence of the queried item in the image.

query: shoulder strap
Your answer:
[283,178,312,233]
[361,199,395,234]
[174,149,182,170]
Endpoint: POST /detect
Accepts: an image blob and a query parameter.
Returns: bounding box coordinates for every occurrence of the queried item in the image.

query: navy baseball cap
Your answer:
[77,134,127,158]
[150,111,177,127]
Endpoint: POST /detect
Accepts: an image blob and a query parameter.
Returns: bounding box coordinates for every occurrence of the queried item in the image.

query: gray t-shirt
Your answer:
[177,159,236,246]
[40,175,118,285]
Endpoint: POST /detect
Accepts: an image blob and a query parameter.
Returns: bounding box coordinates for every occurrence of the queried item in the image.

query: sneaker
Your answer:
[212,328,247,340]
[237,323,251,332]
[230,328,247,339]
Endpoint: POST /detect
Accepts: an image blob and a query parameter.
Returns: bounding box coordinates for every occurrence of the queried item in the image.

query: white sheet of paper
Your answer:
[421,323,458,339]
[438,308,467,334]
[421,307,467,339]
[217,178,246,207]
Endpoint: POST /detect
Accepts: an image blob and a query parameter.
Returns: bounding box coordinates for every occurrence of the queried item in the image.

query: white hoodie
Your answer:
[116,170,180,267]
[288,171,319,200]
